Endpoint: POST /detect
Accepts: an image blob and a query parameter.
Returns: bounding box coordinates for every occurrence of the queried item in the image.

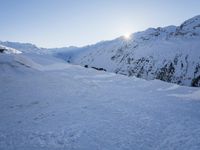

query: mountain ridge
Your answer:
[69,15,200,87]
[1,15,200,87]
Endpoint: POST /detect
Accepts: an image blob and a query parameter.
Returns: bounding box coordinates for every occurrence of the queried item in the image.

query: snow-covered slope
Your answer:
[0,41,78,57]
[0,52,200,150]
[0,45,21,54]
[0,41,43,54]
[69,15,200,87]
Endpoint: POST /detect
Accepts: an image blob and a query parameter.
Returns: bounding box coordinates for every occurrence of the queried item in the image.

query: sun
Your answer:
[123,33,131,40]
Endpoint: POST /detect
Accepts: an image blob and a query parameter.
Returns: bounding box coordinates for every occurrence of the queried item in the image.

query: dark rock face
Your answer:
[192,64,200,87]
[112,53,200,87]
[91,67,106,72]
[156,63,175,82]
[83,65,106,71]
[0,48,5,53]
[192,76,200,87]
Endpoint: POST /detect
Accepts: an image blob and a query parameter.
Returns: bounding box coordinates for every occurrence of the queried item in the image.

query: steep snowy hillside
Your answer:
[70,15,200,87]
[0,52,200,150]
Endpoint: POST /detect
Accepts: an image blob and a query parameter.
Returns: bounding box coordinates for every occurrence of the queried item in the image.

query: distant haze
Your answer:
[1,0,200,48]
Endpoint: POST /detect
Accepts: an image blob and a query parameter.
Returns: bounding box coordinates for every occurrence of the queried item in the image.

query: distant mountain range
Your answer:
[1,15,200,87]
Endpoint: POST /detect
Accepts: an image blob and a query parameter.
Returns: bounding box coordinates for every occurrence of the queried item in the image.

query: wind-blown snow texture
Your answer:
[0,51,200,150]
[67,15,200,87]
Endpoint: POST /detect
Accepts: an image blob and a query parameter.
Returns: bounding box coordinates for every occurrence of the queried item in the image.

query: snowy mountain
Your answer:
[0,41,43,54]
[1,15,200,87]
[0,41,79,61]
[67,15,200,87]
[0,44,22,54]
[0,52,200,149]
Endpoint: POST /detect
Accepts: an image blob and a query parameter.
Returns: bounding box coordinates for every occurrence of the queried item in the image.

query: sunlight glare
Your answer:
[123,33,131,40]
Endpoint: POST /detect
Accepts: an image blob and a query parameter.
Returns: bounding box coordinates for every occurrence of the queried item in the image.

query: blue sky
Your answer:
[1,0,200,48]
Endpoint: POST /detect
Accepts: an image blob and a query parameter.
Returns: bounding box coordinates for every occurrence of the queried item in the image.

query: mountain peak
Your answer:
[182,15,200,25]
[179,15,200,33]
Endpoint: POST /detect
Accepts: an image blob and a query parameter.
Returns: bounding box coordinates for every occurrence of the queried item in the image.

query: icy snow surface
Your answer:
[0,53,200,150]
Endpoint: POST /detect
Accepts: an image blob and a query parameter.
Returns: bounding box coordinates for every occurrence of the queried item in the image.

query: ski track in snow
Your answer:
[0,53,200,150]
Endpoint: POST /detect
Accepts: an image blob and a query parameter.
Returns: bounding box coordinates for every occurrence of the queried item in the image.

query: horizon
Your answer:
[1,14,199,49]
[1,0,200,48]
